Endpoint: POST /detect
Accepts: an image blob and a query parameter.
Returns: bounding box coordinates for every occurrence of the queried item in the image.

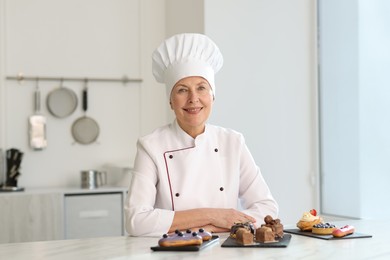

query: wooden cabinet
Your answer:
[0,192,63,243]
[0,187,126,243]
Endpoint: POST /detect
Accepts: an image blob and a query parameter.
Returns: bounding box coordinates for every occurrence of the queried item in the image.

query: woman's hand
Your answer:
[197,225,229,233]
[169,208,256,233]
[207,208,256,229]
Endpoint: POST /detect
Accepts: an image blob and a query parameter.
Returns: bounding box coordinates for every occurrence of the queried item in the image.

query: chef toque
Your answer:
[152,33,223,97]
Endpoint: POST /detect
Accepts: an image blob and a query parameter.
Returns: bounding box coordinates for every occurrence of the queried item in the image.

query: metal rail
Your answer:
[6,73,142,85]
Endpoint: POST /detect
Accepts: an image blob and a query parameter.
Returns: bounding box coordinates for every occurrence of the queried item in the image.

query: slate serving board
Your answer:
[284,229,372,240]
[151,235,219,251]
[221,234,292,248]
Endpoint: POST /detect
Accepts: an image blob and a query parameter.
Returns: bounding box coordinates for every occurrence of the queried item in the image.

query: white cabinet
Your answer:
[0,187,126,243]
[64,193,123,239]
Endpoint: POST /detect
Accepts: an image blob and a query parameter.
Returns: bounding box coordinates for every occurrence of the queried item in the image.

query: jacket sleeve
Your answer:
[124,140,174,237]
[238,136,279,226]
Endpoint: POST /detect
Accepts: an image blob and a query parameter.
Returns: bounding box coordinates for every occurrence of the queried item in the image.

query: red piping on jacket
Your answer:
[163,146,195,211]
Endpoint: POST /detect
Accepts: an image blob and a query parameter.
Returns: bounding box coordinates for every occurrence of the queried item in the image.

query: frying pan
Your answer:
[71,85,99,145]
[46,82,78,118]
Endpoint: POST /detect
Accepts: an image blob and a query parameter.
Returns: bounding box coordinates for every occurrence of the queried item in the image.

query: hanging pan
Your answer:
[46,80,78,118]
[71,82,99,145]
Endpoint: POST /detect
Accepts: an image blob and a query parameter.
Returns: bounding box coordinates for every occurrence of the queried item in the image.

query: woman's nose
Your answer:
[188,90,199,102]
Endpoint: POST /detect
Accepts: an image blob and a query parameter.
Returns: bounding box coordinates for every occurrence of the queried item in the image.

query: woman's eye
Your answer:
[178,88,188,93]
[197,86,210,94]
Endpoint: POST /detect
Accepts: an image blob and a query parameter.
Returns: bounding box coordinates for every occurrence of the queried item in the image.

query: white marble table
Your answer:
[0,219,388,260]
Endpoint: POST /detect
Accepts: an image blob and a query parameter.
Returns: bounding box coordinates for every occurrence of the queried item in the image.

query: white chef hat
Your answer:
[152,33,223,97]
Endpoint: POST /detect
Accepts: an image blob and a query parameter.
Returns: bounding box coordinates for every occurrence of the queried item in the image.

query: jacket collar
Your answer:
[172,119,209,146]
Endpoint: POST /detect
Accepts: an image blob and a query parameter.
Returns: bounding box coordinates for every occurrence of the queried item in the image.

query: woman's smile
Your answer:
[183,107,203,114]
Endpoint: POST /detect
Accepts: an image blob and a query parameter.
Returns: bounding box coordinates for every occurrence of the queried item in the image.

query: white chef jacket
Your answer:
[124,120,278,237]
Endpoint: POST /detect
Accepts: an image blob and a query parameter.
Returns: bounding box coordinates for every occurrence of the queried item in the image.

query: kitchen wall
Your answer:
[0,0,167,188]
[1,0,318,225]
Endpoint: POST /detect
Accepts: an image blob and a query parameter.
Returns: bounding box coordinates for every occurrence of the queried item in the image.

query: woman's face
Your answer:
[170,76,214,138]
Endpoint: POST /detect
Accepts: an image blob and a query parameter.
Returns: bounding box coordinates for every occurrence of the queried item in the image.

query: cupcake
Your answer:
[296,209,322,231]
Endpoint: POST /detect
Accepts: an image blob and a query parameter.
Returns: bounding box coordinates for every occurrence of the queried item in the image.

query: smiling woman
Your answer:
[124,33,279,237]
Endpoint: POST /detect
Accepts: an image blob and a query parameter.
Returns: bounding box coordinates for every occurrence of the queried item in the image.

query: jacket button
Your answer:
[175,193,180,197]
[219,187,224,191]
[169,155,173,159]
[214,148,218,152]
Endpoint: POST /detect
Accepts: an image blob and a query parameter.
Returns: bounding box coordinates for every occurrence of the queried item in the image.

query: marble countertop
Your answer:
[0,219,388,260]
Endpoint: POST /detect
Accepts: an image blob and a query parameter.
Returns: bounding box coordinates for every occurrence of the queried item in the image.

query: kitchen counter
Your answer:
[0,218,388,260]
[0,186,128,195]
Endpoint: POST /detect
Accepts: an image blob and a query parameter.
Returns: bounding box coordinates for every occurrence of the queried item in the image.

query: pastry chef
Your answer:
[125,33,278,237]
